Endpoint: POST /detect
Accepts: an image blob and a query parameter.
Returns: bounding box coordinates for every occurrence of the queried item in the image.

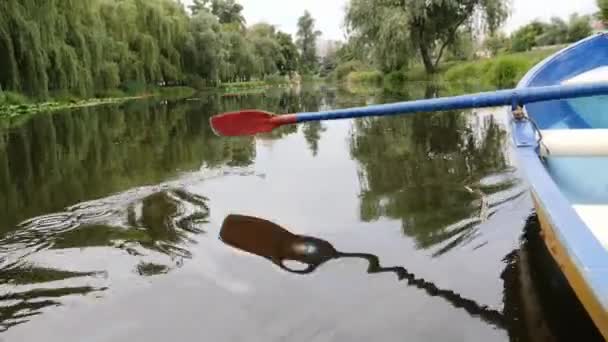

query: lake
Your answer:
[0,83,601,341]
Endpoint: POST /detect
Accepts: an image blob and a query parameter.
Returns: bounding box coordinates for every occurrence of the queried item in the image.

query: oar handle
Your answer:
[294,82,608,123]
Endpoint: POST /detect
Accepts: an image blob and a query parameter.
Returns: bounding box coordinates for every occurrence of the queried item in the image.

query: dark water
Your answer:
[0,84,601,341]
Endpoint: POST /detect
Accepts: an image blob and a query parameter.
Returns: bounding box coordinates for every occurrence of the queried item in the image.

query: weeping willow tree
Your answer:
[0,0,189,98]
[0,0,302,99]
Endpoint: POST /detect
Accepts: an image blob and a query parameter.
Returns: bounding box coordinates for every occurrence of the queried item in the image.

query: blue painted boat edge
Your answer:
[514,34,608,318]
[518,33,608,87]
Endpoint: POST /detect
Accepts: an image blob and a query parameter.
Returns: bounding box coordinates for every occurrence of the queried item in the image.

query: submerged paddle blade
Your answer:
[219,214,338,274]
[210,110,297,136]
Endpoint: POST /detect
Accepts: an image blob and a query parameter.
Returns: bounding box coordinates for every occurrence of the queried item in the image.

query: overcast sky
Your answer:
[183,0,599,41]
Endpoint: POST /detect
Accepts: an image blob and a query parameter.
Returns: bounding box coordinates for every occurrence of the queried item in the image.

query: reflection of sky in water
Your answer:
[0,182,212,331]
[0,87,539,341]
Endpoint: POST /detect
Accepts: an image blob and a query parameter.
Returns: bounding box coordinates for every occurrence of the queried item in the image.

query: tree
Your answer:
[211,0,246,29]
[296,11,322,74]
[183,11,224,85]
[346,0,509,74]
[510,14,591,52]
[0,0,305,98]
[0,0,191,97]
[598,0,608,24]
[445,29,475,61]
[247,23,283,77]
[535,17,568,46]
[318,41,342,77]
[567,14,592,42]
[189,0,212,15]
[510,21,546,52]
[276,32,299,76]
[483,33,510,56]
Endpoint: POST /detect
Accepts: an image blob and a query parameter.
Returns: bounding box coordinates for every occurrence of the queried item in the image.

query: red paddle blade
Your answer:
[210,110,297,136]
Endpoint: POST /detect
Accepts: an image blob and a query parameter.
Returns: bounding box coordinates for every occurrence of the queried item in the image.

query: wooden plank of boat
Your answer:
[514,33,608,339]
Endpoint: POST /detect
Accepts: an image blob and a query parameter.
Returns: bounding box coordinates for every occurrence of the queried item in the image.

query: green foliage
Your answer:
[334,61,368,81]
[445,63,487,84]
[319,42,340,77]
[510,21,546,52]
[599,0,608,24]
[483,33,511,57]
[444,49,558,88]
[155,86,197,100]
[263,74,289,84]
[511,15,592,52]
[247,24,284,77]
[567,14,593,42]
[0,0,303,99]
[0,91,29,105]
[0,0,189,98]
[384,70,408,85]
[297,11,322,74]
[487,56,529,88]
[345,0,509,74]
[276,32,300,76]
[445,30,476,62]
[347,71,383,85]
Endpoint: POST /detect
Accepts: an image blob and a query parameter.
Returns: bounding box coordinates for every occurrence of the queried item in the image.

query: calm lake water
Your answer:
[0,84,602,341]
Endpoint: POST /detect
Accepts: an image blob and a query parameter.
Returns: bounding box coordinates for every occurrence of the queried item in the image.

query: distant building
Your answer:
[316,39,343,58]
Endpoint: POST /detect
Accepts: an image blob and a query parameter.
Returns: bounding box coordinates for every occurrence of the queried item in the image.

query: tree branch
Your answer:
[433,12,471,68]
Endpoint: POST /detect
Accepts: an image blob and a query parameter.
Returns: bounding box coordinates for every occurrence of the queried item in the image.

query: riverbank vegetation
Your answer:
[0,0,327,117]
[328,0,600,91]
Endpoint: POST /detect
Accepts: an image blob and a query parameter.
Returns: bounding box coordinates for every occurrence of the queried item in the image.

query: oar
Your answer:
[210,82,608,136]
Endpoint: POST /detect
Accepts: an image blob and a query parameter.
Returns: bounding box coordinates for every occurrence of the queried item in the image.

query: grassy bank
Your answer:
[341,47,562,92]
[443,48,561,88]
[0,86,197,118]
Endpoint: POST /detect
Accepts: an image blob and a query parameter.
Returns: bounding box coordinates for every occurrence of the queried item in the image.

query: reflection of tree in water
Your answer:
[302,122,326,156]
[0,100,254,234]
[351,107,519,252]
[0,84,337,237]
[219,85,330,156]
[0,285,103,332]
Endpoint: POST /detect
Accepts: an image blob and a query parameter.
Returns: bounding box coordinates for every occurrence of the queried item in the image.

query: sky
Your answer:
[183,0,600,41]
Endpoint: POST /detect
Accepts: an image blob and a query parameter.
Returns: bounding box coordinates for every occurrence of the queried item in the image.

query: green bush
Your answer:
[347,70,383,85]
[121,81,148,95]
[444,62,481,83]
[95,88,127,99]
[50,91,82,103]
[156,86,196,99]
[443,51,546,88]
[264,74,289,84]
[486,56,531,88]
[0,91,30,105]
[384,70,407,84]
[334,60,367,81]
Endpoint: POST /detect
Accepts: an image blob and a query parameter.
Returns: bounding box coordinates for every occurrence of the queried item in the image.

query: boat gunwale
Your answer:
[514,33,608,338]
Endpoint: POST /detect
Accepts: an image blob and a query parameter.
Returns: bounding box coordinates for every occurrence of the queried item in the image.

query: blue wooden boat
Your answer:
[514,33,608,338]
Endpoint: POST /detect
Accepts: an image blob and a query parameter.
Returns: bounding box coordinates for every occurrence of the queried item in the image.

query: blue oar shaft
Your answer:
[294,82,608,123]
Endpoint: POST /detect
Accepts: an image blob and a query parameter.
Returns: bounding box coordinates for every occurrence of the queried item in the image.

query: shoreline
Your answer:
[0,86,200,119]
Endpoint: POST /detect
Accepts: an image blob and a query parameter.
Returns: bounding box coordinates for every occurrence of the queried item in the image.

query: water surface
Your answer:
[0,84,600,341]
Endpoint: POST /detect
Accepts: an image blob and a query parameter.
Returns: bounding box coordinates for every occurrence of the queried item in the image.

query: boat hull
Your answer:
[532,194,608,339]
[515,34,608,339]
